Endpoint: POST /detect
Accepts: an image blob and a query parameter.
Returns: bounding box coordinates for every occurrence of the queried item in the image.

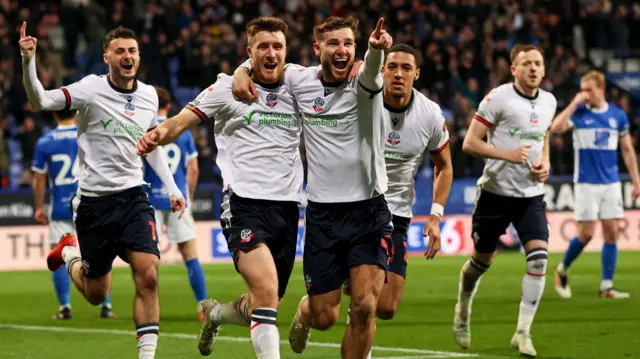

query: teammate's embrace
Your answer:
[31,109,115,320]
[20,23,185,359]
[551,70,639,299]
[453,44,557,357]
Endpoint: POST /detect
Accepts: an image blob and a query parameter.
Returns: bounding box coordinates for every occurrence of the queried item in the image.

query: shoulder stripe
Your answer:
[61,88,71,110]
[473,114,493,128]
[186,104,208,121]
[429,140,450,154]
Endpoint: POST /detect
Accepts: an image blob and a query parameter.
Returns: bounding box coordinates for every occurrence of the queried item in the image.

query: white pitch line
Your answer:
[0,323,477,358]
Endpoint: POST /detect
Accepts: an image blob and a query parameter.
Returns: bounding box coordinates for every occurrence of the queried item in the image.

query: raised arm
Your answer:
[358,18,392,92]
[20,22,69,111]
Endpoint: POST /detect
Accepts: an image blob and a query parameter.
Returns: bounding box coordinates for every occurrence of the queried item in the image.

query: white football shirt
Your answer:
[280,46,388,203]
[384,90,449,218]
[187,74,303,202]
[41,75,160,195]
[473,83,557,198]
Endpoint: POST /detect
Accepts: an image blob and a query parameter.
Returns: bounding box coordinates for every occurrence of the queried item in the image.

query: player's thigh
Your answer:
[72,195,118,279]
[511,194,549,247]
[308,288,342,329]
[348,264,386,319]
[599,182,624,221]
[574,183,600,222]
[377,272,405,319]
[126,249,160,291]
[236,243,279,300]
[48,220,75,244]
[471,190,512,255]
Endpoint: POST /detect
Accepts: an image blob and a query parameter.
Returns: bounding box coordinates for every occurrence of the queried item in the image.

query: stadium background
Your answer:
[1,0,640,263]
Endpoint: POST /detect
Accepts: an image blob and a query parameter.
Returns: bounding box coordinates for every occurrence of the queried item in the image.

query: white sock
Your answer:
[211,294,250,326]
[61,246,79,264]
[136,323,159,359]
[517,249,547,335]
[458,257,489,309]
[600,280,613,291]
[250,308,280,359]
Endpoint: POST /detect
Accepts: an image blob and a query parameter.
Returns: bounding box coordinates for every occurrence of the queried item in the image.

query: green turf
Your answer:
[0,252,638,359]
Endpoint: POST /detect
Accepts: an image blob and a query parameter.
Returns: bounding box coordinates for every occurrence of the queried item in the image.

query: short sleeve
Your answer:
[61,74,101,110]
[282,63,313,89]
[31,138,48,174]
[428,107,451,154]
[618,110,630,136]
[185,75,242,121]
[473,89,501,128]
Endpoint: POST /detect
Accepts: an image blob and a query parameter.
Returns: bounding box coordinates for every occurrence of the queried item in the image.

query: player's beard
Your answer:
[321,56,353,82]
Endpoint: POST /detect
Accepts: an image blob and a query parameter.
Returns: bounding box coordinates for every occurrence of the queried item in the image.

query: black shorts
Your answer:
[303,195,393,295]
[388,215,411,278]
[221,193,299,298]
[472,189,548,254]
[72,186,159,279]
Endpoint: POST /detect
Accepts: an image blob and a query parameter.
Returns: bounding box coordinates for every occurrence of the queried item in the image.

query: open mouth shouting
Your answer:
[121,62,134,73]
[263,62,277,72]
[332,58,348,74]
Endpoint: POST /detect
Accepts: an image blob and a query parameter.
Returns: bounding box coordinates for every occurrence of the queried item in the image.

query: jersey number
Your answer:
[52,154,79,186]
[594,131,610,147]
[164,143,181,175]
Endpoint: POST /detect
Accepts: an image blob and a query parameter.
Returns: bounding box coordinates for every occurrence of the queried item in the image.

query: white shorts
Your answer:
[574,182,624,221]
[154,208,196,244]
[48,220,75,244]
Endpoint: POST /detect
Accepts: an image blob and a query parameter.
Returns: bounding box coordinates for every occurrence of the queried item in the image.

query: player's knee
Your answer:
[311,306,339,331]
[134,266,158,294]
[86,289,109,306]
[526,248,548,276]
[349,295,376,326]
[376,305,397,321]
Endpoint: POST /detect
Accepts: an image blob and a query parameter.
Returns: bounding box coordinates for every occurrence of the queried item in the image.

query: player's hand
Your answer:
[531,161,550,183]
[369,18,393,50]
[632,184,640,201]
[423,214,441,260]
[34,208,48,225]
[137,130,160,157]
[232,70,258,101]
[572,91,590,106]
[348,60,363,80]
[19,22,37,60]
[170,194,186,219]
[507,145,531,164]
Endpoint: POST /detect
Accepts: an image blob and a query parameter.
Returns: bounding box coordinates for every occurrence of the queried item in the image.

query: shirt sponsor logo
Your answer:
[384,150,410,160]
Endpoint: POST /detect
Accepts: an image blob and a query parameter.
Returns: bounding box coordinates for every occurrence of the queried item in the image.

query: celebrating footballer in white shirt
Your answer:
[453,44,557,357]
[20,23,185,359]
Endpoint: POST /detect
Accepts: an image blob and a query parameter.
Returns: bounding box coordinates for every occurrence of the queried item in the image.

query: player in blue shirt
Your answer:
[143,87,207,318]
[31,109,116,319]
[550,70,640,299]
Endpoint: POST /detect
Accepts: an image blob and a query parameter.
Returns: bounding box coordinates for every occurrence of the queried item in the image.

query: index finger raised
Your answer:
[20,22,26,39]
[373,18,384,36]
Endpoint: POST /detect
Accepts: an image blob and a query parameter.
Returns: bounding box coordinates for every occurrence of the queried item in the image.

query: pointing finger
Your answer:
[20,22,26,39]
[373,18,384,37]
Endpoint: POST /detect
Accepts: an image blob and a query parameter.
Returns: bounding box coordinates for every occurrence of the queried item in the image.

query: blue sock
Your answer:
[562,237,585,269]
[185,258,207,302]
[102,288,112,308]
[601,243,617,281]
[52,264,71,307]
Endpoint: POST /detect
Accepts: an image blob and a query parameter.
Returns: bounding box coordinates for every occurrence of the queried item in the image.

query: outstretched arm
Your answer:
[358,18,392,92]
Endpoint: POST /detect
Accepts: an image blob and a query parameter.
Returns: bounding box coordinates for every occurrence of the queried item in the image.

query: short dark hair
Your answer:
[103,26,139,51]
[510,44,544,64]
[53,109,77,121]
[386,44,422,67]
[313,16,359,42]
[154,86,171,109]
[246,17,288,45]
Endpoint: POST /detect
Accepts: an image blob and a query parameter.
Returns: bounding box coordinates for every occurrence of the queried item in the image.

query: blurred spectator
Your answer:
[2,0,639,188]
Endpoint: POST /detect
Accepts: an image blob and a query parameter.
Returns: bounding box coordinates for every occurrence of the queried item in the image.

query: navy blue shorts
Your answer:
[472,190,548,253]
[73,186,158,279]
[388,215,411,278]
[303,195,393,295]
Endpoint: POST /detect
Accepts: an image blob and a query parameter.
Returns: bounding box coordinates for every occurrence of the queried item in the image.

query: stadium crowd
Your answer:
[1,0,639,188]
